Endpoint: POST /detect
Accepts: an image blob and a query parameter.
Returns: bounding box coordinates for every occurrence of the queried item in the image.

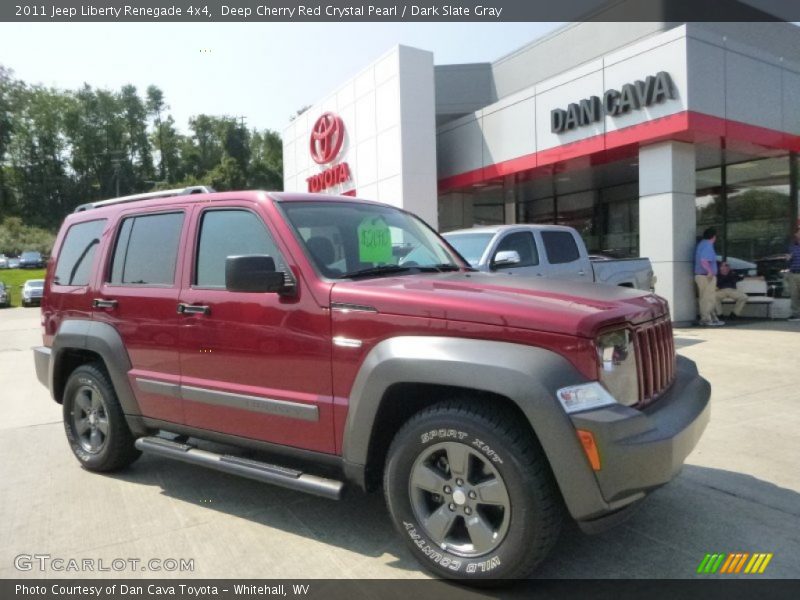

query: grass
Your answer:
[0,268,47,308]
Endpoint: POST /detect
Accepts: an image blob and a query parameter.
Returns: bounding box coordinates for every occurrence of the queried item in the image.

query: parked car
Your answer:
[19,251,45,269]
[443,224,655,290]
[0,254,8,269]
[7,257,20,269]
[0,282,9,307]
[21,279,44,306]
[756,253,790,298]
[33,188,710,583]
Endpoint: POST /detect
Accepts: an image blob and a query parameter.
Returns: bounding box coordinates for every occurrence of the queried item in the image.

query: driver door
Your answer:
[490,231,542,277]
[177,203,335,453]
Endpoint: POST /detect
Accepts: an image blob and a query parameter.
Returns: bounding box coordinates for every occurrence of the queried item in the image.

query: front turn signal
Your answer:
[576,429,601,471]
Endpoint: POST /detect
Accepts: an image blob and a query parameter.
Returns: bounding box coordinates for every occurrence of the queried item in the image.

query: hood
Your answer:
[330,271,668,337]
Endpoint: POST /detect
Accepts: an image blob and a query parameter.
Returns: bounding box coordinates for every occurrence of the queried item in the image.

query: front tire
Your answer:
[384,400,563,582]
[63,363,140,472]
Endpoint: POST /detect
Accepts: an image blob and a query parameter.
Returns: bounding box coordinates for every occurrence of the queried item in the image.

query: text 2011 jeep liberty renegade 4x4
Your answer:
[34,188,710,581]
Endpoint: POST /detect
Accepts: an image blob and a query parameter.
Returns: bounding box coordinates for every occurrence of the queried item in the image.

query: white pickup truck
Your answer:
[443,224,655,290]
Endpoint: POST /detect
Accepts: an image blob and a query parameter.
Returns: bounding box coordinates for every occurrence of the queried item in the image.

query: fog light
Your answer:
[556,382,617,414]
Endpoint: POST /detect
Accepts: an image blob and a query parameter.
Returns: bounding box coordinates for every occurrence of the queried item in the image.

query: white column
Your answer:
[639,141,697,325]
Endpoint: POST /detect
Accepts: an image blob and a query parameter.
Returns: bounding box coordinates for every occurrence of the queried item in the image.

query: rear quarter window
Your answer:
[53,219,107,286]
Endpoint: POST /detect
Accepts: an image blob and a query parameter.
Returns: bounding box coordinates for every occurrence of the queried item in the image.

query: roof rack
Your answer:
[73,186,216,213]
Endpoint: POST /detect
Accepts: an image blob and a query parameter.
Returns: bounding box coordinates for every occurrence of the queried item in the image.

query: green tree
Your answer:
[249,129,283,190]
[0,65,284,231]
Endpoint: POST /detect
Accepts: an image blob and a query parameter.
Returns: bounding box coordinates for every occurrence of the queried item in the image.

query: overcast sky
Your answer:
[0,22,561,133]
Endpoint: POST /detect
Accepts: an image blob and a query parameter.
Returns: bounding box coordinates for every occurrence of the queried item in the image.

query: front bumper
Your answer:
[569,355,710,526]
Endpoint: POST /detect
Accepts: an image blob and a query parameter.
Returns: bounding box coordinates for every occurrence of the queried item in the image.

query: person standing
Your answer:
[695,227,723,326]
[715,262,747,319]
[788,229,800,322]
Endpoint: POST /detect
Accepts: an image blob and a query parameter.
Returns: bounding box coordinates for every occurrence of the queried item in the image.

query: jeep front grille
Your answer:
[634,317,676,406]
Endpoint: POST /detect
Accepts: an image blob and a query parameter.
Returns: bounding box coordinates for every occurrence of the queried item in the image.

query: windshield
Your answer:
[27,281,44,288]
[22,252,40,259]
[281,201,464,279]
[442,233,494,266]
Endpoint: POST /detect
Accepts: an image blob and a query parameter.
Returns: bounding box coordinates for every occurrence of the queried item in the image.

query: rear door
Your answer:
[176,202,335,454]
[92,208,188,425]
[538,229,592,281]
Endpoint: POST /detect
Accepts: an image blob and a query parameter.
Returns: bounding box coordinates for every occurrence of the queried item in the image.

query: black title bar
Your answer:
[5,580,800,600]
[3,0,800,22]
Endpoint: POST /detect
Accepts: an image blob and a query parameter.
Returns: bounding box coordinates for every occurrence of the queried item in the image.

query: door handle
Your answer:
[578,270,586,276]
[177,303,210,316]
[93,298,118,309]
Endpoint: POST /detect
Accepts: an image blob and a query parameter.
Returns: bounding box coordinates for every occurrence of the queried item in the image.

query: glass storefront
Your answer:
[515,166,640,258]
[696,154,798,296]
[438,150,797,280]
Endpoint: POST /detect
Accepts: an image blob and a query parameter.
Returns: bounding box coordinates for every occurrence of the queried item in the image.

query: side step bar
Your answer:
[135,436,344,500]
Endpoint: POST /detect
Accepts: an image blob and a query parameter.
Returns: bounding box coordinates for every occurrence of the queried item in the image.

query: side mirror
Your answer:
[225,255,286,293]
[492,250,521,269]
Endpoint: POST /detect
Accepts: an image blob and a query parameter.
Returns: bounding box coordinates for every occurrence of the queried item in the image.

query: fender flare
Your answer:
[341,336,611,520]
[50,319,142,421]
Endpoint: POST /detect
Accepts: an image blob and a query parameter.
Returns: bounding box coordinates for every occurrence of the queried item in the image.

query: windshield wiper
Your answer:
[338,265,413,279]
[338,263,465,279]
[413,264,462,272]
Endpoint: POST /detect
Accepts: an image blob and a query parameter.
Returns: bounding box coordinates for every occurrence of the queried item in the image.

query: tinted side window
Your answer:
[110,212,184,285]
[54,219,106,286]
[542,231,580,264]
[195,210,284,288]
[494,231,539,267]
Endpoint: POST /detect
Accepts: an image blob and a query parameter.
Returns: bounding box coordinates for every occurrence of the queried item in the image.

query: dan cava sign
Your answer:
[307,112,352,193]
[551,71,676,134]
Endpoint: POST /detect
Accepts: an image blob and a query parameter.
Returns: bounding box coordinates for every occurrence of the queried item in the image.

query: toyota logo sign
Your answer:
[309,112,345,164]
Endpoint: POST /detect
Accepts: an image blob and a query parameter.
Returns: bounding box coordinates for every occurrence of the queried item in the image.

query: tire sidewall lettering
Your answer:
[419,429,504,465]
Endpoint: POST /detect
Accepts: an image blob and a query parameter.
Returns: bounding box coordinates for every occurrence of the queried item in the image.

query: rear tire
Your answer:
[63,363,140,472]
[383,400,563,582]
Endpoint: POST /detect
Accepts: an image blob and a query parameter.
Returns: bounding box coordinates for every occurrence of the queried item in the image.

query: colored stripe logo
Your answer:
[697,552,773,574]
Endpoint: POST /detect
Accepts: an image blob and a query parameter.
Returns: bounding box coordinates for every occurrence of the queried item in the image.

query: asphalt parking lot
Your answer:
[0,307,798,581]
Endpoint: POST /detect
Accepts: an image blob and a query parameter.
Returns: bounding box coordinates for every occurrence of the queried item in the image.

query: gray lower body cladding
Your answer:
[571,356,710,515]
[341,336,710,524]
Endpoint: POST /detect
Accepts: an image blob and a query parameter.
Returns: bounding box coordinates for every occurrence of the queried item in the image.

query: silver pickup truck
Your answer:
[443,224,655,290]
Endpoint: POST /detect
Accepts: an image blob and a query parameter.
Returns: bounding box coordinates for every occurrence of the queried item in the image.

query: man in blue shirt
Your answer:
[694,227,722,326]
[788,229,800,321]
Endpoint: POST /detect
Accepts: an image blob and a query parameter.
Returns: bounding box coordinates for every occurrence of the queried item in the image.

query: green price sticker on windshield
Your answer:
[358,217,393,263]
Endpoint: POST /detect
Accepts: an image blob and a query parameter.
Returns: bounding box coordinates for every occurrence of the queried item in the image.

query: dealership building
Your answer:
[282,20,800,323]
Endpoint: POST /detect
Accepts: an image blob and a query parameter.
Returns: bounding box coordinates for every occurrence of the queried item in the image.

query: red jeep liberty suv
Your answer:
[34,188,710,581]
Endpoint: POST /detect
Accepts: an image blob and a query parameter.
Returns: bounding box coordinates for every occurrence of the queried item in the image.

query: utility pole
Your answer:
[111,159,122,197]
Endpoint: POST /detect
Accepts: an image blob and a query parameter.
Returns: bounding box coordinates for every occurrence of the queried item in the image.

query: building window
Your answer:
[695,166,724,251]
[599,183,639,258]
[696,154,796,297]
[518,196,554,225]
[726,156,792,261]
[555,191,597,251]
